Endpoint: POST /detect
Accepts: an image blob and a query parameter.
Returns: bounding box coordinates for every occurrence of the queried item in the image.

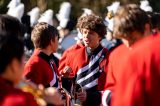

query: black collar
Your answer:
[38,51,51,64]
[86,44,103,57]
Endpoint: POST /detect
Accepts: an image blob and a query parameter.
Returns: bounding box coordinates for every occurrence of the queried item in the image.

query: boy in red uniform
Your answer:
[0,15,38,106]
[110,11,160,105]
[0,15,64,106]
[0,34,38,106]
[112,33,160,106]
[59,14,109,106]
[102,4,151,105]
[23,22,59,87]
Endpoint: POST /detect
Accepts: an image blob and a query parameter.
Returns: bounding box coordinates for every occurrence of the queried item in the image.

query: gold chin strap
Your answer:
[107,11,114,19]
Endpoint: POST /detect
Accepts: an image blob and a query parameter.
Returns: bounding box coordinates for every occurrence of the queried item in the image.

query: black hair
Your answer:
[0,14,24,39]
[0,34,24,74]
[148,12,160,29]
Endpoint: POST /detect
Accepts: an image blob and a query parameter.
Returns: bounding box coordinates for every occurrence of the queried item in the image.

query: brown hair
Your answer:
[31,22,58,49]
[113,4,149,39]
[77,14,106,38]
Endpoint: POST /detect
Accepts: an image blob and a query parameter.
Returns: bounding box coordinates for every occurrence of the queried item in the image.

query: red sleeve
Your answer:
[23,63,52,86]
[58,50,75,78]
[104,53,116,91]
[24,92,39,106]
[1,92,38,106]
[23,63,43,85]
[58,50,69,75]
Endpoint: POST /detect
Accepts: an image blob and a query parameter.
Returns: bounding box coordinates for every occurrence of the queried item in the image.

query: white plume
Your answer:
[140,0,153,12]
[82,8,93,16]
[56,2,71,29]
[105,1,120,32]
[7,0,20,9]
[107,1,120,14]
[28,7,40,27]
[58,19,69,29]
[38,9,54,26]
[7,0,24,21]
[105,17,113,31]
[56,2,71,21]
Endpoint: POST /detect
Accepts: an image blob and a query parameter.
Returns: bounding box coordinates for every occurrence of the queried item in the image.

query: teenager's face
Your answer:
[51,36,58,53]
[81,28,101,49]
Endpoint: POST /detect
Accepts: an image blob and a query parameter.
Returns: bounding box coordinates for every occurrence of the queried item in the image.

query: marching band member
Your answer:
[58,8,93,92]
[0,14,63,106]
[112,33,160,106]
[111,3,160,106]
[59,14,109,106]
[23,22,59,88]
[102,4,151,106]
[0,33,38,106]
[101,1,122,51]
[58,40,84,93]
[56,2,77,55]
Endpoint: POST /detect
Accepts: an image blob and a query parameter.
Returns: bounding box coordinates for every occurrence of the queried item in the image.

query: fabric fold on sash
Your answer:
[76,48,105,90]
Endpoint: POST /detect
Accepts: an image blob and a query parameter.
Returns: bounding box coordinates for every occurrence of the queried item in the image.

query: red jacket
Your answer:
[102,44,134,106]
[105,44,129,91]
[23,49,58,87]
[112,34,160,106]
[58,43,84,77]
[0,77,38,106]
[103,36,155,106]
[59,43,109,106]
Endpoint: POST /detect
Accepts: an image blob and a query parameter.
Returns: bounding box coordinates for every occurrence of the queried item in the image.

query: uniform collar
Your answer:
[86,44,103,57]
[38,51,52,63]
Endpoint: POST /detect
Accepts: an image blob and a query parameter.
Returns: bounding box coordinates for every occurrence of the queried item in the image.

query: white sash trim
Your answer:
[77,66,99,84]
[83,78,98,90]
[50,71,57,87]
[77,49,103,75]
[102,90,111,106]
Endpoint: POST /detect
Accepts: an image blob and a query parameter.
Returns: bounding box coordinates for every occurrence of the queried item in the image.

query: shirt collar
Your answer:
[38,51,52,63]
[86,44,103,57]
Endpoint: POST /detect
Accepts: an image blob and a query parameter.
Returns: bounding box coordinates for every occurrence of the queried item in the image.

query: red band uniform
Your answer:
[59,43,109,106]
[23,49,58,88]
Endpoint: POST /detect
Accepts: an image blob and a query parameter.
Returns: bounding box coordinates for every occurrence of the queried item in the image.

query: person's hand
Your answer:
[60,66,72,77]
[44,87,64,105]
[77,90,87,102]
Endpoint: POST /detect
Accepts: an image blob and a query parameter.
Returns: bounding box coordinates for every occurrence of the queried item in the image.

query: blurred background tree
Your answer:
[0,0,160,22]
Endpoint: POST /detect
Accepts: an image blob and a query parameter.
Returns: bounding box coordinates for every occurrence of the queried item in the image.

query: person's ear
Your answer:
[10,58,19,74]
[50,38,55,45]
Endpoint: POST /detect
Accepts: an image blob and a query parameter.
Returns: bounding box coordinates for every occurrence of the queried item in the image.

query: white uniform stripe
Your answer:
[102,90,111,106]
[82,78,98,90]
[77,49,103,75]
[50,71,57,87]
[77,66,99,84]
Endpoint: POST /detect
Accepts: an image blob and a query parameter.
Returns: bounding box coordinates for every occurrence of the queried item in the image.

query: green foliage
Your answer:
[0,0,160,20]
[0,0,10,13]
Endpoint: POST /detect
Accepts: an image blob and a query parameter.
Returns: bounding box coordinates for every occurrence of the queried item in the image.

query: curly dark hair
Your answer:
[77,14,106,38]
[113,4,150,39]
